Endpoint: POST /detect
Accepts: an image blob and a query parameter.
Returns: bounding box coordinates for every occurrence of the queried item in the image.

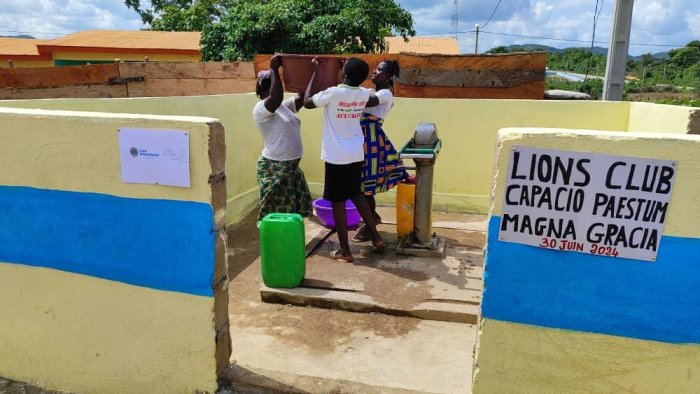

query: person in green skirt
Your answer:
[253,55,312,223]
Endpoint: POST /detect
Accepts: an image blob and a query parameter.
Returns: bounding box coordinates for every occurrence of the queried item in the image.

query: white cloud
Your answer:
[0,0,697,55]
[401,0,698,55]
[634,1,672,29]
[0,0,143,38]
[685,11,700,39]
[532,1,554,19]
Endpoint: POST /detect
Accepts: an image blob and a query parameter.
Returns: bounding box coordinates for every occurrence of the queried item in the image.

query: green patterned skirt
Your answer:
[256,156,312,221]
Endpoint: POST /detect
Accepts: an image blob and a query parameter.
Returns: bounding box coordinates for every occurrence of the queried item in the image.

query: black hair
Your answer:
[381,60,400,85]
[255,71,271,98]
[344,57,370,86]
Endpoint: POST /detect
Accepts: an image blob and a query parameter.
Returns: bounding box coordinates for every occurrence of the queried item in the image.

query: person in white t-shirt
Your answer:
[253,55,311,222]
[352,60,408,242]
[304,57,386,263]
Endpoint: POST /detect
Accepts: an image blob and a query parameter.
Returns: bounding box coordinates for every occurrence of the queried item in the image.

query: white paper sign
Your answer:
[499,146,677,262]
[118,128,190,188]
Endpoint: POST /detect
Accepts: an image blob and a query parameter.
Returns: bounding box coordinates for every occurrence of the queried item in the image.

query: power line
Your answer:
[451,0,459,40]
[418,29,691,48]
[0,29,71,37]
[481,31,689,48]
[480,0,503,29]
[583,0,604,84]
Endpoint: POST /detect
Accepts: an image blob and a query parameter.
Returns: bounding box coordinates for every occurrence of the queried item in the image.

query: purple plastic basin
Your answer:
[312,198,361,228]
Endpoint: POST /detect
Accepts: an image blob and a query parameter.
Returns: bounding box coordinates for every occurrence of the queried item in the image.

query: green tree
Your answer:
[124,0,227,29]
[487,46,510,54]
[124,0,414,61]
[668,46,700,69]
[547,48,606,75]
[200,0,415,61]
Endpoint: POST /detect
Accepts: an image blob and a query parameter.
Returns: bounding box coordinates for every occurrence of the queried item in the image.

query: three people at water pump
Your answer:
[253,55,407,263]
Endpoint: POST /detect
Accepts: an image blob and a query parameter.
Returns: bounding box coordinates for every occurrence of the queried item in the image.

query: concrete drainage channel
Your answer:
[0,376,265,394]
[0,377,70,394]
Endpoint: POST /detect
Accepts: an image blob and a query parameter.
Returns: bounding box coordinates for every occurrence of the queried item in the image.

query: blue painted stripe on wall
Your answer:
[483,216,700,344]
[0,186,214,297]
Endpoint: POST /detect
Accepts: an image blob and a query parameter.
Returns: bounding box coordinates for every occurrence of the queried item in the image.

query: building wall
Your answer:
[0,53,199,69]
[0,60,53,68]
[0,95,261,223]
[0,107,229,393]
[473,128,700,393]
[51,51,200,64]
[2,96,696,224]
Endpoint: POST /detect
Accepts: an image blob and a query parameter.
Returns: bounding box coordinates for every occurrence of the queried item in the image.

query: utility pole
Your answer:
[451,0,459,40]
[603,0,634,101]
[474,24,480,54]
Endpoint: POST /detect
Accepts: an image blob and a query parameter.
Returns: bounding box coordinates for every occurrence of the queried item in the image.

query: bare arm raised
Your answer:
[303,57,322,109]
[263,55,283,113]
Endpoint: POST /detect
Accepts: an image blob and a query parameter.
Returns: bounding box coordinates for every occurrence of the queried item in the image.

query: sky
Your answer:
[0,0,698,55]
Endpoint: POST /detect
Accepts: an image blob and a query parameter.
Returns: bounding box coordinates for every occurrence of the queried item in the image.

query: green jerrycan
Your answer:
[259,213,306,288]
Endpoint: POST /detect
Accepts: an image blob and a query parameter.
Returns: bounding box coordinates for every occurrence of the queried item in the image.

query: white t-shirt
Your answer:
[363,89,394,119]
[312,84,370,164]
[252,97,303,161]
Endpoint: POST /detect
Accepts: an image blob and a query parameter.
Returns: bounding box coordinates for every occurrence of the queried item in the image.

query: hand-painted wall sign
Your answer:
[499,146,677,261]
[118,128,190,188]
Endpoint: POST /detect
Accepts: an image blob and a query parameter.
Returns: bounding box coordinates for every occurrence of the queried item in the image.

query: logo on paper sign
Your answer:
[129,147,139,157]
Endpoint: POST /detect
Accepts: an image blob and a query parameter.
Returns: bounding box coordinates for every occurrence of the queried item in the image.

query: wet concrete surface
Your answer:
[225,207,486,393]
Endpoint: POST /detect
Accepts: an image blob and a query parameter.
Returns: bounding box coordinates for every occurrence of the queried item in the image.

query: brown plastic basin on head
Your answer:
[279,54,346,93]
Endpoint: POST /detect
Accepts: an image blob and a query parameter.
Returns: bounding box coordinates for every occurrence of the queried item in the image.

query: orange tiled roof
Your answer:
[384,36,460,55]
[37,30,201,56]
[0,37,51,60]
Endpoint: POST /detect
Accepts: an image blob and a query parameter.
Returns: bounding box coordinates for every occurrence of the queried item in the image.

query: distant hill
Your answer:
[0,34,36,39]
[630,52,670,61]
[490,44,668,60]
[494,44,562,53]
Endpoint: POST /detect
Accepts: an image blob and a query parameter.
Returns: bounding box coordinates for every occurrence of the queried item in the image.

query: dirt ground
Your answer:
[224,207,485,393]
[627,91,698,102]
[227,211,431,357]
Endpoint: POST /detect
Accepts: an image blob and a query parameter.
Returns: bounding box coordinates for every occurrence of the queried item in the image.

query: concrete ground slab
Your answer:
[261,285,480,324]
[226,208,485,393]
[227,309,476,394]
[262,207,484,324]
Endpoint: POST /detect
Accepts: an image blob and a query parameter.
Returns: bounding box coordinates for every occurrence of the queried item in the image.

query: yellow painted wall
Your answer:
[3,97,696,224]
[475,127,700,393]
[474,319,700,394]
[0,264,216,394]
[51,51,199,63]
[367,99,630,211]
[0,107,217,203]
[0,95,261,223]
[627,101,698,134]
[490,128,700,238]
[0,60,53,68]
[2,96,643,223]
[0,107,224,393]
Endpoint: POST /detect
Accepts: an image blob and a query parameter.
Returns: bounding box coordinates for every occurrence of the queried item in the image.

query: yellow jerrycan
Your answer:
[396,182,415,238]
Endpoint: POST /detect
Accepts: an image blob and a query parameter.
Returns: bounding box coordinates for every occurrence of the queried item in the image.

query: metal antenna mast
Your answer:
[451,0,459,39]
